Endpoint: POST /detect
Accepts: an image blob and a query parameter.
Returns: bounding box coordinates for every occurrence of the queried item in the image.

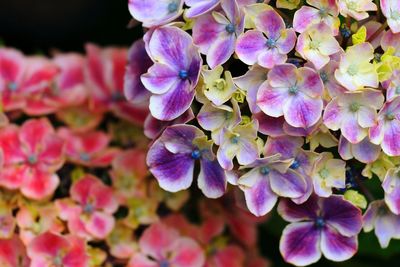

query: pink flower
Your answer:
[127,222,205,267]
[0,234,30,267]
[257,64,324,128]
[236,9,296,69]
[338,0,377,21]
[0,118,64,199]
[27,232,89,267]
[56,175,118,240]
[58,128,119,167]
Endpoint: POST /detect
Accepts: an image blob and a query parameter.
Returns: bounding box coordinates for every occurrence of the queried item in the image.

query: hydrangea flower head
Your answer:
[147,125,227,198]
[142,26,202,121]
[236,9,296,69]
[257,63,324,128]
[128,0,184,27]
[278,195,362,266]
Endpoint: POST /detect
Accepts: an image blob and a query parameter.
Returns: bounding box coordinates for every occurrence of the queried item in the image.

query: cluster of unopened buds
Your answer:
[127,0,400,265]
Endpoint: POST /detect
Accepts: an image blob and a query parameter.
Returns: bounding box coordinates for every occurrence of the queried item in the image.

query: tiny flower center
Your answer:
[27,155,37,165]
[347,1,358,10]
[111,91,124,102]
[225,23,236,34]
[266,38,277,49]
[320,71,329,83]
[309,40,320,50]
[83,203,95,214]
[214,79,226,91]
[319,168,329,179]
[231,136,240,144]
[290,159,300,169]
[79,152,91,161]
[395,85,400,94]
[167,2,178,13]
[53,255,63,267]
[391,11,400,20]
[314,216,325,229]
[347,64,358,76]
[288,85,299,95]
[191,149,201,160]
[179,70,188,80]
[225,111,233,120]
[386,113,396,121]
[349,102,360,112]
[318,8,328,17]
[260,166,270,175]
[7,82,18,91]
[159,260,170,267]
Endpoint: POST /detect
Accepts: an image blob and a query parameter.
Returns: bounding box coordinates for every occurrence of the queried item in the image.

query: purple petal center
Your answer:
[179,69,189,80]
[260,166,270,175]
[290,159,300,169]
[160,260,170,267]
[225,23,236,34]
[288,85,299,95]
[191,149,202,160]
[266,38,277,49]
[315,216,325,229]
[320,71,329,84]
[168,2,178,13]
[7,82,18,91]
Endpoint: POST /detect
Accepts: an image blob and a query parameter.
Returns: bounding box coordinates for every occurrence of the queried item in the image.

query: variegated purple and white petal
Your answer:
[277,195,319,222]
[320,226,358,262]
[269,169,308,198]
[185,0,220,18]
[198,157,227,198]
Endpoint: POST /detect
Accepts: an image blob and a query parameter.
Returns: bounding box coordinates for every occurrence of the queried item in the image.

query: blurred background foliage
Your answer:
[1,0,400,266]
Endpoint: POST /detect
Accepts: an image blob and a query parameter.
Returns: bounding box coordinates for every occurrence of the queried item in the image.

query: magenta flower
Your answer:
[381,0,400,33]
[0,234,30,267]
[338,135,381,163]
[27,232,89,267]
[257,64,324,128]
[370,96,400,156]
[147,124,227,198]
[193,0,244,68]
[293,0,340,35]
[324,89,384,144]
[56,175,118,240]
[142,26,202,121]
[124,39,153,104]
[0,118,64,200]
[185,0,220,18]
[128,0,184,27]
[363,200,400,248]
[127,222,205,267]
[238,155,308,217]
[236,9,296,69]
[278,195,362,266]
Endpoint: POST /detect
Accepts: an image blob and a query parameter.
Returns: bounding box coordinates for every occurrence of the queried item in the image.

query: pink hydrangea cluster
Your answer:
[127,0,400,265]
[0,44,269,266]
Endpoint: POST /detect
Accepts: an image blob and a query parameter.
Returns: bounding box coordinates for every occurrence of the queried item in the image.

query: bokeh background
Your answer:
[0,0,399,266]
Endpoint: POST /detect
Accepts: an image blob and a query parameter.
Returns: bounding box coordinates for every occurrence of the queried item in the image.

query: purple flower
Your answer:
[128,0,184,27]
[238,155,308,217]
[185,0,220,18]
[141,26,202,121]
[257,64,324,128]
[124,39,153,104]
[278,195,362,266]
[363,200,400,248]
[236,9,296,69]
[370,96,400,156]
[147,125,227,198]
[192,0,244,68]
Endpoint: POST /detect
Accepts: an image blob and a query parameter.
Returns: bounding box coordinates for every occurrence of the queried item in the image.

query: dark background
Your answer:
[1,0,400,266]
[0,0,140,54]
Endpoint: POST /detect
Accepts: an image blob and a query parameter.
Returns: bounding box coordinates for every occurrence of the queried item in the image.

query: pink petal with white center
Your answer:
[369,122,384,145]
[236,30,266,65]
[255,9,285,40]
[268,63,297,87]
[170,237,205,267]
[21,170,59,200]
[19,118,54,154]
[139,223,179,260]
[293,6,320,33]
[0,235,30,267]
[280,222,321,266]
[0,165,26,189]
[192,14,224,54]
[283,93,323,128]
[258,48,287,69]
[297,67,324,98]
[320,226,358,262]
[257,83,287,117]
[276,28,297,54]
[341,114,367,144]
[382,120,400,156]
[86,211,115,239]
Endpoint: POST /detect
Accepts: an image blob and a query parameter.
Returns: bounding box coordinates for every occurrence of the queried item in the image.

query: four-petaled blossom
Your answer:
[338,0,377,21]
[128,0,184,27]
[193,0,244,68]
[296,22,341,70]
[27,232,89,267]
[278,195,362,266]
[238,154,308,216]
[217,119,259,170]
[381,0,400,33]
[363,200,400,248]
[0,118,64,199]
[142,26,202,121]
[257,63,324,128]
[334,43,379,91]
[293,0,340,35]
[56,175,118,239]
[127,222,205,267]
[311,152,346,197]
[370,96,400,156]
[323,89,384,144]
[236,9,296,69]
[147,125,227,198]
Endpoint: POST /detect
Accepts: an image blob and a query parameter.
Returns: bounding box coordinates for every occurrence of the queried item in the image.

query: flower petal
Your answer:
[320,226,358,262]
[198,158,227,198]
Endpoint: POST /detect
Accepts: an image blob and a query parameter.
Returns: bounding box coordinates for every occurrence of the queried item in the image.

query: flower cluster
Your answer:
[0,45,268,266]
[128,0,400,265]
